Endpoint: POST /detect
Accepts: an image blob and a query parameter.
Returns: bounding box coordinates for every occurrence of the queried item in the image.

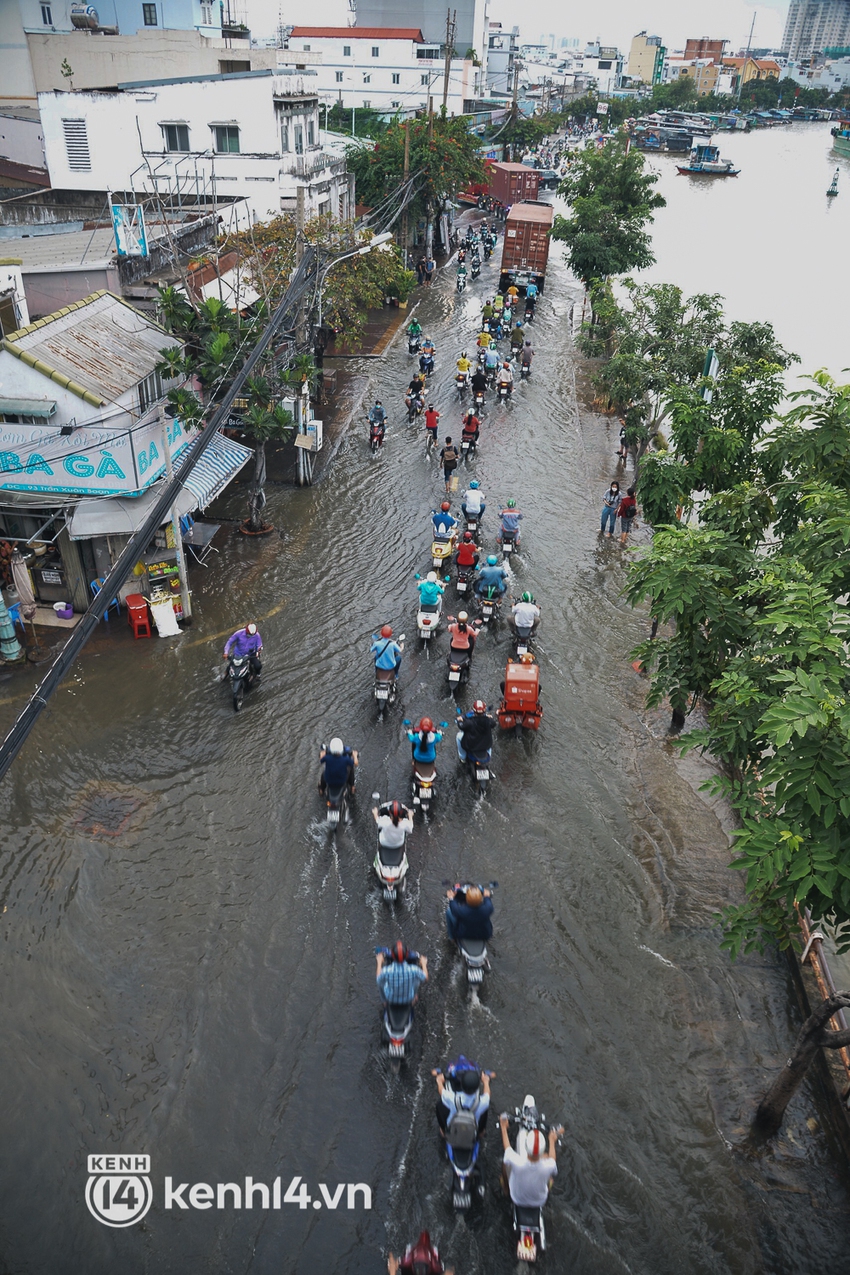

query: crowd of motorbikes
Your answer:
[334,217,561,1269]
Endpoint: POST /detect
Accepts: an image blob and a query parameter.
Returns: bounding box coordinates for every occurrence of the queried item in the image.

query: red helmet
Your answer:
[411,1232,437,1268]
[390,799,402,821]
[473,699,486,713]
[392,940,407,964]
[441,500,451,512]
[463,531,473,542]
[419,716,434,733]
[380,624,393,638]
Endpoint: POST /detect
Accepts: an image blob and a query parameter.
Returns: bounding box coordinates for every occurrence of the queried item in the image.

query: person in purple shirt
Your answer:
[223,622,263,677]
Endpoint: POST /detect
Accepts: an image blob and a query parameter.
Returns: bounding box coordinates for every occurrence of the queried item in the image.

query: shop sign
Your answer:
[0,415,189,496]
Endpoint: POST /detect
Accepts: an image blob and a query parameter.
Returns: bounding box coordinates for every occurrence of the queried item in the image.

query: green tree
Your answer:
[241,376,294,532]
[552,135,665,283]
[346,112,486,257]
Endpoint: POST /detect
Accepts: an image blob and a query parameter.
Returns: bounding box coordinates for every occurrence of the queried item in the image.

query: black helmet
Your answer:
[460,1069,481,1094]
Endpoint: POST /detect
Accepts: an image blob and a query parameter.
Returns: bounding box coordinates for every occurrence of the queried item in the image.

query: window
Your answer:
[421,74,429,85]
[362,73,371,83]
[391,100,400,107]
[371,46,379,57]
[392,72,400,84]
[200,1,212,22]
[294,124,303,154]
[41,4,52,24]
[138,370,163,416]
[280,123,288,151]
[417,48,439,59]
[161,123,189,151]
[302,44,310,51]
[343,44,351,56]
[307,119,315,145]
[61,118,91,171]
[335,71,343,82]
[143,3,157,25]
[362,100,371,108]
[213,125,240,153]
[219,59,250,72]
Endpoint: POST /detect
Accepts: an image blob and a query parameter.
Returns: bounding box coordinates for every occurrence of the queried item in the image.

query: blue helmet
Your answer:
[487,555,498,565]
[469,480,479,489]
[516,321,523,328]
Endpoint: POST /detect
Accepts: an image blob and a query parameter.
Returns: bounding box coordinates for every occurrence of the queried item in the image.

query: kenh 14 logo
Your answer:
[85,1155,152,1227]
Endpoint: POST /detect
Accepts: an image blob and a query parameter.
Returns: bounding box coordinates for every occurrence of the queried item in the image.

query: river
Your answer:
[0,147,848,1274]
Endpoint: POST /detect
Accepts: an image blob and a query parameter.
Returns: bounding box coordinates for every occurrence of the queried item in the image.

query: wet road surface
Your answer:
[0,224,847,1275]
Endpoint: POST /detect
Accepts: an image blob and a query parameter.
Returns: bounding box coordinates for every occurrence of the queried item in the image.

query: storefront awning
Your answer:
[0,397,57,417]
[66,431,253,539]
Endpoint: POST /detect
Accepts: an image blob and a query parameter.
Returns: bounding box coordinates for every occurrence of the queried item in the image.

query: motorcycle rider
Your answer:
[445,883,494,943]
[406,318,422,346]
[433,1056,495,1134]
[484,343,500,380]
[372,798,414,848]
[419,337,436,375]
[481,299,494,324]
[417,571,446,606]
[460,410,480,448]
[431,501,457,538]
[376,939,428,1004]
[371,624,404,676]
[461,479,485,521]
[470,365,488,397]
[511,591,540,637]
[520,340,534,374]
[424,402,440,444]
[506,282,520,305]
[499,1119,565,1209]
[407,716,443,764]
[456,351,472,381]
[368,400,387,444]
[447,611,481,657]
[476,326,492,351]
[455,530,481,572]
[456,261,467,289]
[387,1232,453,1275]
[526,279,539,305]
[474,555,508,598]
[456,699,496,762]
[318,737,358,796]
[223,622,263,677]
[509,322,525,355]
[496,361,514,396]
[405,377,426,418]
[497,498,523,547]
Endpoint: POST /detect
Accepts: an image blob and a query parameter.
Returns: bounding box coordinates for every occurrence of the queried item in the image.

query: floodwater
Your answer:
[0,164,848,1274]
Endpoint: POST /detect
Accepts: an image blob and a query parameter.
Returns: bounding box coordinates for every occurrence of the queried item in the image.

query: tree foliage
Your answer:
[552,136,665,283]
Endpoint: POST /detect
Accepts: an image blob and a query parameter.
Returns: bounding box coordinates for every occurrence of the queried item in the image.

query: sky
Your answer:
[246,0,790,54]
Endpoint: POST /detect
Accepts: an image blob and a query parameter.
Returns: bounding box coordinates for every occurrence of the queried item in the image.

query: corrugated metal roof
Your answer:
[172,430,253,510]
[1,291,175,405]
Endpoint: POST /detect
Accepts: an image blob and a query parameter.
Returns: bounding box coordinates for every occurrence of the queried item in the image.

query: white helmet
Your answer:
[328,738,344,755]
[457,611,469,622]
[525,1129,544,1160]
[427,571,438,583]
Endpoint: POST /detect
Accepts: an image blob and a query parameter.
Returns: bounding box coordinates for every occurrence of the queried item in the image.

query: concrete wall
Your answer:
[0,112,45,166]
[21,264,117,317]
[292,36,469,115]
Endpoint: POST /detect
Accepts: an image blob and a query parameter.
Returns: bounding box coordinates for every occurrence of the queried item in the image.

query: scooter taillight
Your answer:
[423,617,431,625]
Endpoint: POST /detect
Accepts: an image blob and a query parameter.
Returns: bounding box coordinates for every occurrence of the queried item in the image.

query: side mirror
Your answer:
[414,573,421,580]
[403,719,411,726]
[444,576,451,583]
[371,791,381,801]
[398,633,406,642]
[439,721,449,728]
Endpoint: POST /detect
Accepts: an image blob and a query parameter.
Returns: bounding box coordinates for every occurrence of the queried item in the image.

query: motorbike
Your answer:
[497,379,512,402]
[473,387,485,412]
[376,949,419,1073]
[374,633,405,718]
[505,1096,554,1262]
[419,351,435,377]
[463,511,480,536]
[456,272,467,295]
[321,746,354,828]
[408,333,421,355]
[456,730,492,801]
[512,619,537,658]
[371,796,410,902]
[460,429,477,459]
[227,652,258,712]
[431,528,458,572]
[500,527,518,558]
[520,361,532,380]
[406,392,426,425]
[446,646,471,691]
[524,299,535,321]
[455,369,469,394]
[368,419,385,453]
[483,241,492,261]
[404,720,447,815]
[477,588,502,625]
[414,581,444,641]
[455,562,475,596]
[470,257,481,280]
[437,1078,485,1210]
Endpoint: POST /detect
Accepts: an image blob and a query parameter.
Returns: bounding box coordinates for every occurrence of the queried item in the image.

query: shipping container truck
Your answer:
[498,201,555,293]
[488,161,541,206]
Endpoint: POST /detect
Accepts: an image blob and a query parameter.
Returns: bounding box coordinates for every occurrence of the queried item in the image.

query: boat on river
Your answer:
[831,125,850,158]
[676,142,740,177]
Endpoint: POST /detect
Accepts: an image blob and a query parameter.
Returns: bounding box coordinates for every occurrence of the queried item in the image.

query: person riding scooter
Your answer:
[511,592,540,637]
[387,1230,453,1275]
[432,501,457,538]
[496,361,514,396]
[470,366,488,397]
[462,480,485,521]
[368,400,387,444]
[456,699,496,762]
[520,341,534,374]
[318,737,358,796]
[497,499,523,547]
[407,716,443,764]
[461,411,480,448]
[433,1055,494,1134]
[510,322,525,355]
[417,572,445,607]
[455,531,481,571]
[445,883,494,944]
[223,622,263,677]
[447,611,481,656]
[407,318,422,345]
[376,939,428,1005]
[371,624,404,675]
[474,555,508,597]
[372,799,414,849]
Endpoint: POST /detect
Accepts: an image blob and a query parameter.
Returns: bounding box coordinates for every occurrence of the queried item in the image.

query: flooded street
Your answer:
[0,147,849,1273]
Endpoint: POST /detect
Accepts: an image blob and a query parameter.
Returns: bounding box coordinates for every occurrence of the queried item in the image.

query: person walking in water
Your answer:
[600,481,620,538]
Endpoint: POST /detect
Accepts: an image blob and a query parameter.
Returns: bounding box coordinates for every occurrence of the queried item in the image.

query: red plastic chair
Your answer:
[125,593,152,639]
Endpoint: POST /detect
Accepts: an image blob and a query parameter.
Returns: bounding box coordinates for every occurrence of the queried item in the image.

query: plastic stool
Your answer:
[125,593,152,639]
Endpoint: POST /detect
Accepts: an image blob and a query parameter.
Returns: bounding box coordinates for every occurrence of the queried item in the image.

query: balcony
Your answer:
[281,149,343,178]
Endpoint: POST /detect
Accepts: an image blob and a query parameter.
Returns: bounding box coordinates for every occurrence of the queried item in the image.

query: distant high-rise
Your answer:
[782,0,850,57]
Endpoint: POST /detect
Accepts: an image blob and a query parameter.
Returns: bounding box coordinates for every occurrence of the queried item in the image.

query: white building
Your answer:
[345,0,490,69]
[288,27,477,116]
[782,0,850,59]
[37,68,353,223]
[0,260,29,336]
[578,43,625,95]
[487,22,519,97]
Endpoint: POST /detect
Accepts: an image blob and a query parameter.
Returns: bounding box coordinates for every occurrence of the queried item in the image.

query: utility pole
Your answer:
[159,403,192,622]
[737,11,757,100]
[508,61,520,161]
[426,98,434,259]
[400,119,410,267]
[442,8,457,113]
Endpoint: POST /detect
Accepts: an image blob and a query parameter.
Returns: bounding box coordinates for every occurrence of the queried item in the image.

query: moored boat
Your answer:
[676,142,740,176]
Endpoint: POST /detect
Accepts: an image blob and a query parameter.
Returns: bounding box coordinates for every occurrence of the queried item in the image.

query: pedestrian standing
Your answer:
[616,419,628,460]
[424,255,435,286]
[617,487,638,545]
[416,256,426,286]
[440,436,459,493]
[600,481,620,537]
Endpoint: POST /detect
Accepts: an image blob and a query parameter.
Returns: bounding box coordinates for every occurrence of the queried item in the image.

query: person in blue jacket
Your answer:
[370,624,404,674]
[407,716,443,764]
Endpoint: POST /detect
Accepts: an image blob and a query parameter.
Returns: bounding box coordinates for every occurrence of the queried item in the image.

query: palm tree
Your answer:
[242,375,294,532]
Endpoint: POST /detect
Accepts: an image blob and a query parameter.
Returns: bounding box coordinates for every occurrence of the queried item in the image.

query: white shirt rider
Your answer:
[503,1149,557,1207]
[497,364,514,385]
[376,811,414,849]
[512,600,540,629]
[463,487,485,515]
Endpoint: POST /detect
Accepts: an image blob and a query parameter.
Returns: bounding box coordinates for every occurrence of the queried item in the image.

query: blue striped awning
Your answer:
[172,431,253,510]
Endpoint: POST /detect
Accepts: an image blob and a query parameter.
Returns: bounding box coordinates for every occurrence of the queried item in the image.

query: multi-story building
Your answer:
[350,0,490,70]
[37,69,353,224]
[683,37,728,62]
[287,26,476,115]
[628,32,665,85]
[722,56,782,90]
[662,56,732,95]
[782,0,850,59]
[579,42,624,95]
[486,22,519,97]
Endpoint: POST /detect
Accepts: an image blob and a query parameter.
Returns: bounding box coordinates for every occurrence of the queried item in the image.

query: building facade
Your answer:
[486,22,519,97]
[288,26,475,115]
[349,0,489,68]
[579,43,625,95]
[683,37,728,63]
[628,32,665,85]
[782,0,850,59]
[37,69,353,224]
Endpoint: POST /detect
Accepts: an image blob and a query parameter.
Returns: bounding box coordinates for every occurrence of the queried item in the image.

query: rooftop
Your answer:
[1,291,174,406]
[0,228,117,271]
[290,26,426,41]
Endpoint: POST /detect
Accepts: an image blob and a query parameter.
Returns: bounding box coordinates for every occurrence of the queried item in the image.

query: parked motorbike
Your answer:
[374,633,405,718]
[504,1097,557,1262]
[371,795,410,902]
[368,419,385,453]
[227,653,258,712]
